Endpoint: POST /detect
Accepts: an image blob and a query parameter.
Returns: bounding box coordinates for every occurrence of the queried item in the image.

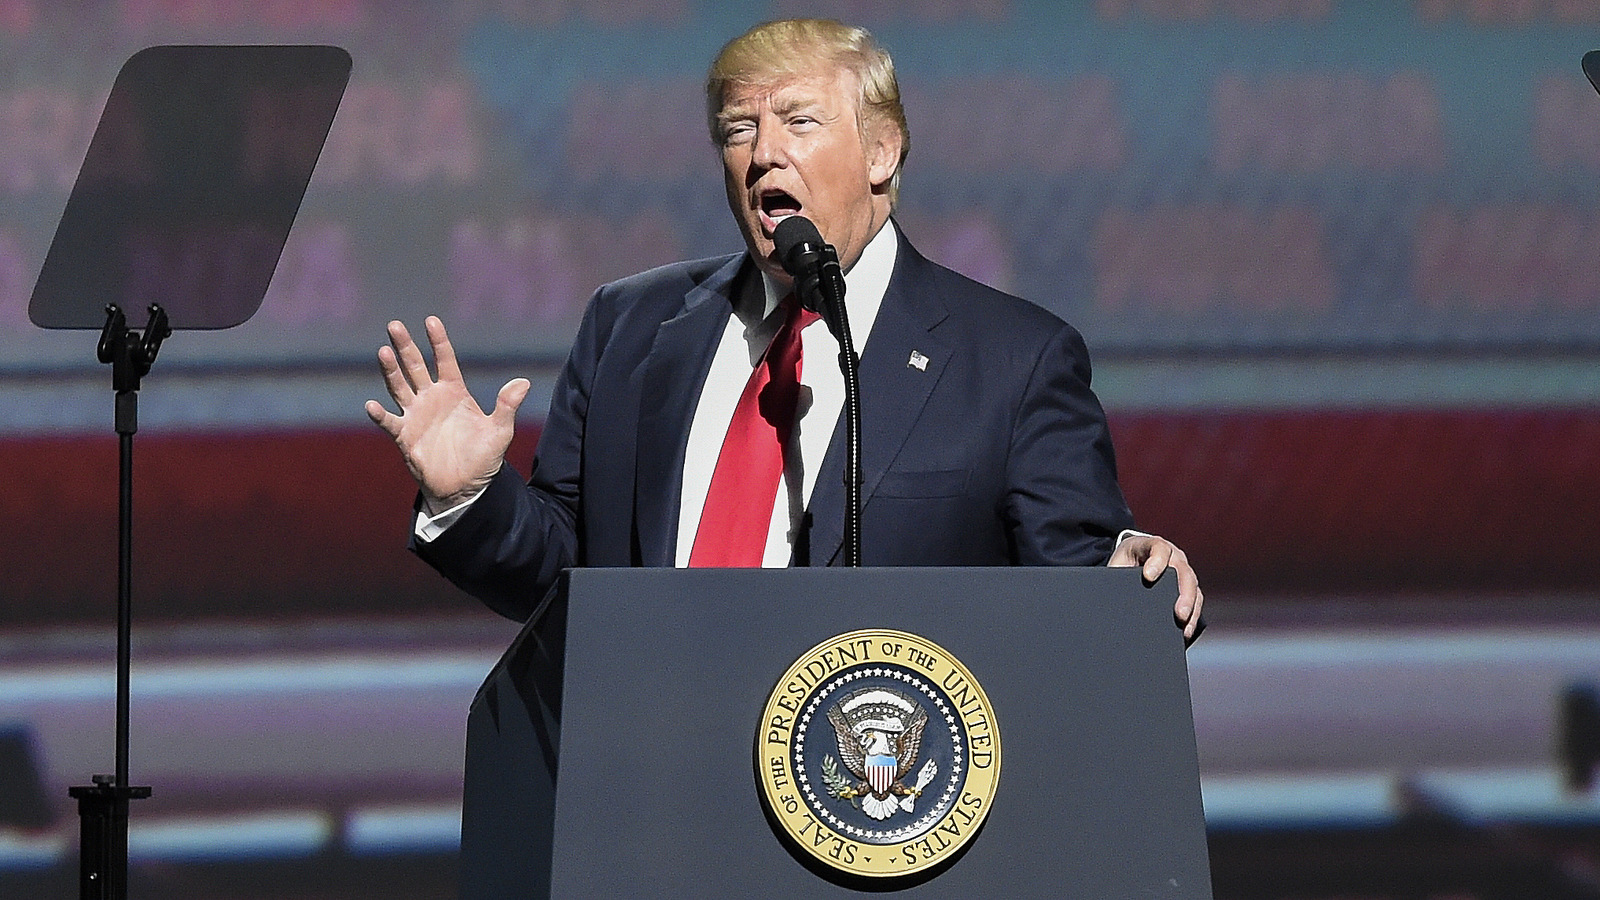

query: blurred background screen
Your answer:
[0,2,1598,898]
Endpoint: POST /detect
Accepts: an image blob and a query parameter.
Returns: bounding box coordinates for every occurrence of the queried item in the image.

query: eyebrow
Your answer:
[718,90,828,126]
[771,94,825,117]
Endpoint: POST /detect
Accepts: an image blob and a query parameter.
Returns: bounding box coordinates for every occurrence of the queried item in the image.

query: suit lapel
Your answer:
[633,255,749,566]
[805,236,952,566]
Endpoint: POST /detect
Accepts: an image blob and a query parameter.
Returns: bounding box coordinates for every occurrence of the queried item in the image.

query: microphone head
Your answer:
[772,215,823,276]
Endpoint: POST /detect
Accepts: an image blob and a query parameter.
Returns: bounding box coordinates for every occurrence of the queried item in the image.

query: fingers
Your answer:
[1108,533,1204,641]
[388,319,434,391]
[379,317,461,406]
[490,377,532,426]
[1153,541,1202,641]
[1113,535,1174,585]
[364,399,402,438]
[1140,535,1196,599]
[1114,534,1204,640]
[373,318,439,433]
[377,343,414,406]
[1182,586,1205,641]
[426,316,464,384]
[1105,535,1141,568]
[1172,551,1198,619]
[1141,541,1173,584]
[1108,535,1182,585]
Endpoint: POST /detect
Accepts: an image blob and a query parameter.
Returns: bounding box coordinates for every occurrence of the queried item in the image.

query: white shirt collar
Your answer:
[755,218,899,323]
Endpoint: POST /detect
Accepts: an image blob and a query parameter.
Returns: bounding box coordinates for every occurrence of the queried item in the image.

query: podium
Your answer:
[460,567,1212,899]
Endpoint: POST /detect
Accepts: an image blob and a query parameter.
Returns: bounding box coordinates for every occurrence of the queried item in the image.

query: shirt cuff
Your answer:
[1108,529,1150,562]
[412,488,487,543]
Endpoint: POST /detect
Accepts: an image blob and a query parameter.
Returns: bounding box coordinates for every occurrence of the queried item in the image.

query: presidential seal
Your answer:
[756,629,1001,879]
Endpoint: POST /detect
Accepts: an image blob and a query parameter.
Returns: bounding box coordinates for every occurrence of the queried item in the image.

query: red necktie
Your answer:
[689,297,820,567]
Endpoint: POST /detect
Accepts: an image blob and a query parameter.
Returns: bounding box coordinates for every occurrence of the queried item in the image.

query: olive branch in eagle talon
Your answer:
[821,755,861,802]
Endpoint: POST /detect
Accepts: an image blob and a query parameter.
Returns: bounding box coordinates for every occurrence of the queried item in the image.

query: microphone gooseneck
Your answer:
[769,216,862,567]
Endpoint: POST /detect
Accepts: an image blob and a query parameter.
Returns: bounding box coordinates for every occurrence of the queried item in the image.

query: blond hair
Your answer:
[706,19,909,206]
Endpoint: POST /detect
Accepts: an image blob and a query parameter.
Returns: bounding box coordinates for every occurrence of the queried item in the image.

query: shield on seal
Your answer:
[866,754,897,795]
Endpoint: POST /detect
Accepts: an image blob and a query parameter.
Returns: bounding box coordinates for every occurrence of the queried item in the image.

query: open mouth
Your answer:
[758,189,802,232]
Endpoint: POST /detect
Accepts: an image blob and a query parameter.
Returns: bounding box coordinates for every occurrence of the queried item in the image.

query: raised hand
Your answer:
[365,316,531,514]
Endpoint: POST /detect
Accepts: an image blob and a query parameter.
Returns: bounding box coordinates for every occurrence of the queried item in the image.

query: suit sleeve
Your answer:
[1002,321,1135,566]
[409,287,611,622]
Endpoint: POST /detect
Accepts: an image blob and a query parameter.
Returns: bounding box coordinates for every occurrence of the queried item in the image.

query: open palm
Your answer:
[365,316,530,513]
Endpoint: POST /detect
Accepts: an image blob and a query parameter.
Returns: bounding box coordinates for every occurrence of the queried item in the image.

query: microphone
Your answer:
[769,214,863,567]
[772,216,845,329]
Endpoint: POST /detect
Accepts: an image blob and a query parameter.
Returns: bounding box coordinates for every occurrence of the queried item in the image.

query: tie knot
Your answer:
[782,293,822,331]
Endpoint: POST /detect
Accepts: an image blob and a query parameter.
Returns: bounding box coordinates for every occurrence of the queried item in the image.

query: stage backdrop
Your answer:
[1,4,1599,899]
[2,0,1599,623]
[3,1,1600,372]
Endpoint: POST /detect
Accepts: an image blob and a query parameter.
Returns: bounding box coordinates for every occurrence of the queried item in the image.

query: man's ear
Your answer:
[866,122,903,190]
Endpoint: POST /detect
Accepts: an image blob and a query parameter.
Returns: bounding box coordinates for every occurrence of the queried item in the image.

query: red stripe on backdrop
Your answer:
[1111,409,1600,594]
[0,426,543,627]
[2,410,1596,627]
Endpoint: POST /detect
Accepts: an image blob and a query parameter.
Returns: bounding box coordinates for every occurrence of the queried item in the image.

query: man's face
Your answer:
[716,66,899,283]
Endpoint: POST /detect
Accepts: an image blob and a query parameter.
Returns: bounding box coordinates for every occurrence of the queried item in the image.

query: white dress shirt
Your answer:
[674,220,895,566]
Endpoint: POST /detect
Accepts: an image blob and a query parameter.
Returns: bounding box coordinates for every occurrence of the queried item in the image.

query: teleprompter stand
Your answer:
[29,45,351,899]
[62,304,168,899]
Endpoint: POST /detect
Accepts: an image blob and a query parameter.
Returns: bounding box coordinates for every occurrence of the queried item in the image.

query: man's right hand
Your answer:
[365,316,531,514]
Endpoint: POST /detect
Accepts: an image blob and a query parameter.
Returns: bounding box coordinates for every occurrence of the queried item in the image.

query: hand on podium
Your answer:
[365,316,531,514]
[1109,534,1204,643]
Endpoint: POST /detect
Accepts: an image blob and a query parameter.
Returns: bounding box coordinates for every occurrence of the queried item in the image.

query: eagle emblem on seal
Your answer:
[821,687,939,820]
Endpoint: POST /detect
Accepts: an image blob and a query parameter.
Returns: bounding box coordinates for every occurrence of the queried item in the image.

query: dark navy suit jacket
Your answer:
[415,228,1135,622]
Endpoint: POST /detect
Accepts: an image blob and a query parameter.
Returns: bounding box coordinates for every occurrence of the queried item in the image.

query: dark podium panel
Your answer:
[462,567,1211,899]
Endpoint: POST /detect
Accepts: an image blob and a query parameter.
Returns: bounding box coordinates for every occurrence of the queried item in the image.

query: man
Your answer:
[366,19,1203,638]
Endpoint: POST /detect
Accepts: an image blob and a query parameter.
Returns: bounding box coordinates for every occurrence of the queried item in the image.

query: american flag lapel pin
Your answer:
[907,350,929,371]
